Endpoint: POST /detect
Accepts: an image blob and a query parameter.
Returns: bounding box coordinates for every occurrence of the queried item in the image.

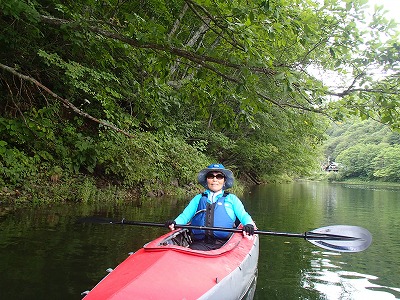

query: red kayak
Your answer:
[83,228,259,300]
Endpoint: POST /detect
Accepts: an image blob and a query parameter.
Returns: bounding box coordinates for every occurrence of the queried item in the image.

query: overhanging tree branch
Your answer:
[184,0,246,51]
[38,14,396,117]
[39,15,275,76]
[38,15,300,109]
[0,63,135,138]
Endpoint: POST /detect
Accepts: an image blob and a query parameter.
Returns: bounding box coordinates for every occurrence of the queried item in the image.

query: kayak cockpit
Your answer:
[143,228,244,257]
[157,228,192,247]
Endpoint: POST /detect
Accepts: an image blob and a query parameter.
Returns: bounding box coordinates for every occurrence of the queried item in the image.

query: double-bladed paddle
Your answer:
[79,217,372,253]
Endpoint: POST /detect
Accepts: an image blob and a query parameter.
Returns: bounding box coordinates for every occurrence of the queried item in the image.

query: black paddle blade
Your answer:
[306,225,372,253]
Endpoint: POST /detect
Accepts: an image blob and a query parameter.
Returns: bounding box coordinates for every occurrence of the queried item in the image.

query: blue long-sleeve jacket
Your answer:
[174,190,254,226]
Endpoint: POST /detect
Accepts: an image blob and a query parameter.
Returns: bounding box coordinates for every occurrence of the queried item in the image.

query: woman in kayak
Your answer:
[165,163,256,250]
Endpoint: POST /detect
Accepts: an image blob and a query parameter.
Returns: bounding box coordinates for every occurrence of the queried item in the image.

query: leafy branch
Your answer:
[0,63,134,138]
[38,14,322,113]
[39,15,274,76]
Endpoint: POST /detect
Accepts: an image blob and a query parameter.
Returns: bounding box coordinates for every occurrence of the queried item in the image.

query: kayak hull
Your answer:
[83,229,259,300]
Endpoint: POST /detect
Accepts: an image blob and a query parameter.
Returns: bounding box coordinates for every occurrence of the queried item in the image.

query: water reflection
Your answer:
[241,272,258,300]
[304,251,400,299]
[1,182,399,300]
[249,182,400,300]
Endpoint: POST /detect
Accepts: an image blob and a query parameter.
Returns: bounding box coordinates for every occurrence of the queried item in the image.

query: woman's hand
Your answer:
[242,224,255,236]
[164,220,176,230]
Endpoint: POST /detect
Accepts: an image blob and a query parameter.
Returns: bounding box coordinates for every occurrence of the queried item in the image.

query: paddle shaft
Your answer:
[80,217,371,252]
[116,219,358,241]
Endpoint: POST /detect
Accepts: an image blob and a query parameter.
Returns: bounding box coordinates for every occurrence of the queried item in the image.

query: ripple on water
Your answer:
[303,255,400,300]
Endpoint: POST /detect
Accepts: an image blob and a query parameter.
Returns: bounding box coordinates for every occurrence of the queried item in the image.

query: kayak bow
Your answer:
[83,228,259,300]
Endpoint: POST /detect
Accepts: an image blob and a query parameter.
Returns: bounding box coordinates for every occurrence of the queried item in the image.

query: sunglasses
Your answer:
[206,173,225,180]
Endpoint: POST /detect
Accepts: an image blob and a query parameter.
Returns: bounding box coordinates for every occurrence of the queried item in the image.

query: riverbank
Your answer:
[0,173,247,205]
[0,176,200,205]
[305,171,400,189]
[3,170,399,206]
[330,178,400,190]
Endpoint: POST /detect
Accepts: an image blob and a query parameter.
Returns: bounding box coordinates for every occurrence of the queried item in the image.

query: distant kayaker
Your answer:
[165,163,256,251]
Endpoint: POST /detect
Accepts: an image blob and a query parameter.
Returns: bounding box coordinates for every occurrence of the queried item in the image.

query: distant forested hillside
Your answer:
[324,120,400,181]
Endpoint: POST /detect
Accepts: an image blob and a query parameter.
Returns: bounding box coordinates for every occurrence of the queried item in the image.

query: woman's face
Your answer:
[206,172,225,192]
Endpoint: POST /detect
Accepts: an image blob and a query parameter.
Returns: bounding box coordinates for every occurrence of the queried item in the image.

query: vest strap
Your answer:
[205,202,216,238]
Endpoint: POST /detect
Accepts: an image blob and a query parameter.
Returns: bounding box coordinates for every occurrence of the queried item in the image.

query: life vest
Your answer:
[191,191,234,240]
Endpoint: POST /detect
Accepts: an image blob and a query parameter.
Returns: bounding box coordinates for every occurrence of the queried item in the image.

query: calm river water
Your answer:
[0,181,399,299]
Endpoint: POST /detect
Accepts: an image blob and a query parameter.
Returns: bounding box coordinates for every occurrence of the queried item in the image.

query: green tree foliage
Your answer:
[0,0,399,194]
[324,119,400,181]
[372,146,400,181]
[336,143,387,179]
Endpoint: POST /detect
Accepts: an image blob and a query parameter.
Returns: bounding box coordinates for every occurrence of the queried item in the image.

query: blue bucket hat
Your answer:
[197,163,234,189]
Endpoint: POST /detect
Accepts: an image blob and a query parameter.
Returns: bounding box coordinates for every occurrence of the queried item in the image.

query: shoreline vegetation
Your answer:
[306,172,400,188]
[0,171,292,205]
[0,173,245,205]
[2,171,400,206]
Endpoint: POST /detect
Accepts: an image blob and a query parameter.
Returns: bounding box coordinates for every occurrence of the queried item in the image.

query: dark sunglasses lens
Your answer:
[206,174,225,179]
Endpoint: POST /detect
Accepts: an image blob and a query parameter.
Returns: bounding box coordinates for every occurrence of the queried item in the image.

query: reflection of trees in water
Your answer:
[1,182,398,299]
[324,185,338,216]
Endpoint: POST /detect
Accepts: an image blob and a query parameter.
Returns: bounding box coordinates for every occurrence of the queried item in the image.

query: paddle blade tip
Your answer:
[308,225,372,253]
